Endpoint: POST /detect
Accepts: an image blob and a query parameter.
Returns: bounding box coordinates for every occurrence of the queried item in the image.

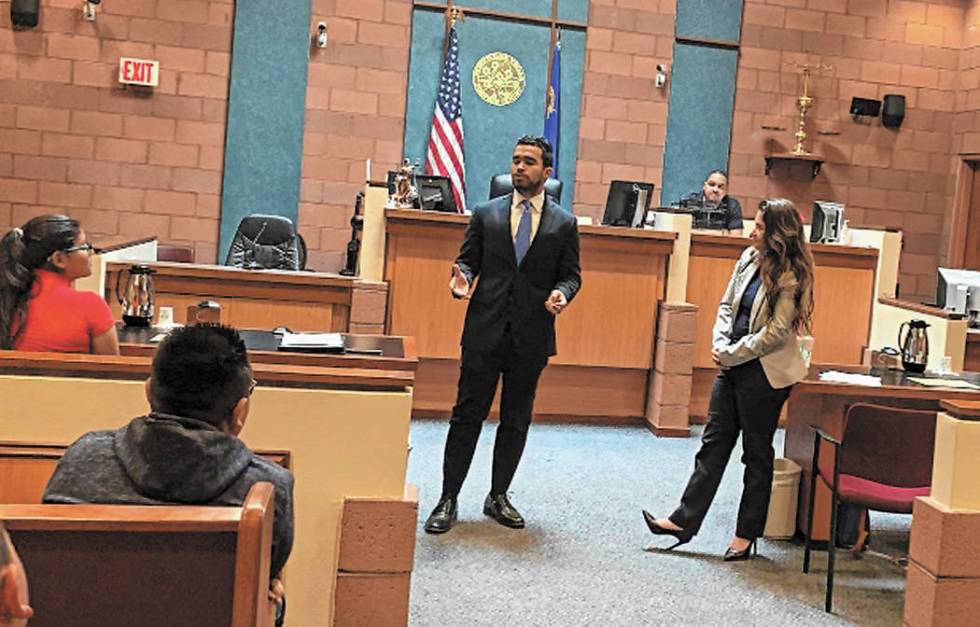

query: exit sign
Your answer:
[118,57,159,87]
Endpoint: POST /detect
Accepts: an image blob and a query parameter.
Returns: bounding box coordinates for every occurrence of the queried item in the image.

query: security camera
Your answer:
[655,73,667,88]
[656,64,667,73]
[314,22,327,48]
[82,0,99,21]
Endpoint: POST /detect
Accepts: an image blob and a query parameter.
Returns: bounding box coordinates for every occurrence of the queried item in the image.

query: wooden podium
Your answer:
[384,209,675,422]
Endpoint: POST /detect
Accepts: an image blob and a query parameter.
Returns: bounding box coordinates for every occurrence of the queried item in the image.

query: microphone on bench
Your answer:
[244,220,268,270]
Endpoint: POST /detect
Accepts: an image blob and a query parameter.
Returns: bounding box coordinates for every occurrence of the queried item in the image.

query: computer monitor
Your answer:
[602,181,655,227]
[677,196,728,230]
[937,267,980,325]
[810,201,844,243]
[415,175,458,213]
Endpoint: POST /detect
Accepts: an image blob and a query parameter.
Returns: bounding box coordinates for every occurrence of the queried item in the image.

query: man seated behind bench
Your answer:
[42,325,293,620]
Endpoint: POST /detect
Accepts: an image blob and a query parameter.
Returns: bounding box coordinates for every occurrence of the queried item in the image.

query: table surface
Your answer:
[118,326,406,358]
[806,365,980,388]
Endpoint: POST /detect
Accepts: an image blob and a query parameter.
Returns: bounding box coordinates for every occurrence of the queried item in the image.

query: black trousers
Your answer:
[441,329,548,498]
[669,359,792,540]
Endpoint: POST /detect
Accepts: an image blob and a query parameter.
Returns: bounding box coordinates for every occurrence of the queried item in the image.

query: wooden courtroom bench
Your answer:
[0,482,277,627]
[0,349,416,625]
[0,442,290,505]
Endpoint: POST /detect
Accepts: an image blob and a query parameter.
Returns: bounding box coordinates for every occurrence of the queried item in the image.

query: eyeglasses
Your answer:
[62,243,97,254]
[248,379,257,395]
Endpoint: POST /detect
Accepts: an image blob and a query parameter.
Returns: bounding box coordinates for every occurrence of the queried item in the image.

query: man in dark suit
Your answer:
[424,135,581,534]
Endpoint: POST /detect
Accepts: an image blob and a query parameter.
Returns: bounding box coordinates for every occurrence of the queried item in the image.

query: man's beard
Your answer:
[514,177,543,196]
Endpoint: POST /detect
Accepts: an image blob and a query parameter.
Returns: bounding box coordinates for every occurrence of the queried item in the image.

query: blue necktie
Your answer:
[514,200,532,265]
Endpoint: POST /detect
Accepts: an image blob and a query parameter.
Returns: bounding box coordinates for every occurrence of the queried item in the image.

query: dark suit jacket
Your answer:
[455,194,581,359]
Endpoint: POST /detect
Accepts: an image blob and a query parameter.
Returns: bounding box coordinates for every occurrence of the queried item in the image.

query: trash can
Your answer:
[763,458,802,539]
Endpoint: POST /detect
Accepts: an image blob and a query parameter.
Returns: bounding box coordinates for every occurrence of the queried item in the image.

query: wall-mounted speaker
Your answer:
[11,0,40,27]
[849,97,881,118]
[882,94,906,129]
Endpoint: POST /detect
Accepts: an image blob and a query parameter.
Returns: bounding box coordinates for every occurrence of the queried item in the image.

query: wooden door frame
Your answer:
[948,156,979,267]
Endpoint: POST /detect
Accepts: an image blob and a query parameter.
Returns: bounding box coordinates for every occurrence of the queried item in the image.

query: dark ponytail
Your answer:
[0,215,80,348]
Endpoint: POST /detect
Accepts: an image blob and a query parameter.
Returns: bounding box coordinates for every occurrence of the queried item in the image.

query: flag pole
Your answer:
[545,0,559,109]
[443,5,464,61]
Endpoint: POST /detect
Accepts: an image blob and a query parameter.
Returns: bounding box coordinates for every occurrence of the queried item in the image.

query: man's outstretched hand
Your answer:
[450,264,470,299]
[545,290,567,315]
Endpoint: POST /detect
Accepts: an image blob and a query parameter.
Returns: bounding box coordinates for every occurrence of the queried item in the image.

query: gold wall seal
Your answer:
[472,52,525,107]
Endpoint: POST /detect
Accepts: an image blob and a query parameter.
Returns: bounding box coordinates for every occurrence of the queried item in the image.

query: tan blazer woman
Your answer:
[713,246,808,389]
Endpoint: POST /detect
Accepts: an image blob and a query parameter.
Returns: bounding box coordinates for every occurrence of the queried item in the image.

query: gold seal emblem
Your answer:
[472,52,525,107]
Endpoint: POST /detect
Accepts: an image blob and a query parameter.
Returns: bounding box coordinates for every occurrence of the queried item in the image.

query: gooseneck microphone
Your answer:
[244,220,268,270]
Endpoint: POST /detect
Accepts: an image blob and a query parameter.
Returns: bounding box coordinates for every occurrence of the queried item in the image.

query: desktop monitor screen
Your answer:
[937,267,980,317]
[602,181,655,227]
[415,175,458,213]
[810,201,844,243]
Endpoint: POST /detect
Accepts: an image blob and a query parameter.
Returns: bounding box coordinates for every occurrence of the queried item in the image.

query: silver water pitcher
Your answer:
[898,319,930,374]
[115,264,155,327]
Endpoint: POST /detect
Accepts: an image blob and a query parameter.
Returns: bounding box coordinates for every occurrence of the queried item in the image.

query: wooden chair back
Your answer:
[0,482,276,627]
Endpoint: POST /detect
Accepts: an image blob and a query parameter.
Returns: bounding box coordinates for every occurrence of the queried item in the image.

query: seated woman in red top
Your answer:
[0,215,119,354]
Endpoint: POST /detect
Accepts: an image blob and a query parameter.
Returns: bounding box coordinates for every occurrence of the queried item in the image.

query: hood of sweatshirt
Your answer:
[113,413,251,504]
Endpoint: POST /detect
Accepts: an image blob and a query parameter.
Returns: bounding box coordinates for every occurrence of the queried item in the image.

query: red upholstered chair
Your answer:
[802,402,937,614]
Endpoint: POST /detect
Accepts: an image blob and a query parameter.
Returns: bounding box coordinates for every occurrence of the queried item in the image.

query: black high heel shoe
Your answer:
[723,539,758,562]
[642,510,694,550]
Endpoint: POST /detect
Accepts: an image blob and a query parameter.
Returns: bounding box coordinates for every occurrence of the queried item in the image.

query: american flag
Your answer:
[425,26,466,213]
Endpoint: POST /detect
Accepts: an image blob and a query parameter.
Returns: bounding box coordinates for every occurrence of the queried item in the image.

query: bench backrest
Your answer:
[0,442,290,505]
[0,482,276,627]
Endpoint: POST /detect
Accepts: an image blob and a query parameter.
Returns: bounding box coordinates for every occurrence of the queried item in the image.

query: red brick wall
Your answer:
[0,0,233,262]
[298,0,411,271]
[955,2,980,154]
[732,0,966,302]
[2,0,972,288]
[573,0,676,219]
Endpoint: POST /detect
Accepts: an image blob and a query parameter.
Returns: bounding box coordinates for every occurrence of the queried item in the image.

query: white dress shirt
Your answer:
[510,190,545,243]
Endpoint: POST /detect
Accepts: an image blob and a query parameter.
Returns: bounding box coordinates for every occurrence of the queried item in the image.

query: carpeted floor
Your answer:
[407,421,908,626]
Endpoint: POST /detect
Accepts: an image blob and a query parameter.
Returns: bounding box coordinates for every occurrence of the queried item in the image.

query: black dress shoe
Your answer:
[641,510,694,550]
[424,497,457,534]
[483,493,525,529]
[723,540,758,562]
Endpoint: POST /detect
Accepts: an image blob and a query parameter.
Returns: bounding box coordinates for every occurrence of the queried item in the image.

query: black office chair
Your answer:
[224,214,307,271]
[489,175,562,204]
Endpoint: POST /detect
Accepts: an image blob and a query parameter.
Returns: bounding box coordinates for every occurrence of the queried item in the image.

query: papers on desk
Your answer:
[277,332,344,353]
[819,371,882,387]
[908,377,980,391]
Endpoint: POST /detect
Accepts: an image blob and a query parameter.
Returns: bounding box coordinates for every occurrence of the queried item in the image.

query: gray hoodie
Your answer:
[43,413,294,578]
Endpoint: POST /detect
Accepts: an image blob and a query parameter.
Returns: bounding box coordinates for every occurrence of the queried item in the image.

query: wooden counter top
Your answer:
[879,297,967,320]
[119,329,419,373]
[940,399,980,420]
[0,351,413,391]
[385,209,677,255]
[91,235,157,254]
[690,233,878,269]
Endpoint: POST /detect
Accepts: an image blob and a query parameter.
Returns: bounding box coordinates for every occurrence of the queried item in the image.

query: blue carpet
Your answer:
[408,421,907,626]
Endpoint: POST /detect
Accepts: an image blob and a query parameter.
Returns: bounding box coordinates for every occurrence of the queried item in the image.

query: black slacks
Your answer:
[669,359,792,540]
[441,329,548,498]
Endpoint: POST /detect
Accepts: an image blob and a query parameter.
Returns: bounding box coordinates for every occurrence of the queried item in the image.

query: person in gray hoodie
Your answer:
[42,324,293,618]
